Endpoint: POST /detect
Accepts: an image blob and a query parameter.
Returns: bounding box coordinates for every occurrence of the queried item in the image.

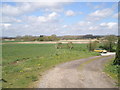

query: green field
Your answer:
[2,41,26,43]
[2,44,99,88]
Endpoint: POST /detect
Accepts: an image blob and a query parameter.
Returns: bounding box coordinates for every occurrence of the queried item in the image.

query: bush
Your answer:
[56,42,63,49]
[67,42,73,49]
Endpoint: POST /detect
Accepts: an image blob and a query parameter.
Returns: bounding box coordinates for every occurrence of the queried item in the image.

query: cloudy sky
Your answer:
[1,1,119,37]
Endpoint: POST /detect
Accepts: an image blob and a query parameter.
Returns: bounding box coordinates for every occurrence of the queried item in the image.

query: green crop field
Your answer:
[2,44,99,88]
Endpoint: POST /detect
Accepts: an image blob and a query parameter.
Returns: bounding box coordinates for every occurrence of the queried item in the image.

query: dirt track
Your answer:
[2,39,98,44]
[2,41,89,44]
[37,55,118,88]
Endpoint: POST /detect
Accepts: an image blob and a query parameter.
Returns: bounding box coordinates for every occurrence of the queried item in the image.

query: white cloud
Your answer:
[44,7,64,13]
[65,10,75,16]
[2,20,118,37]
[2,22,63,36]
[2,3,33,16]
[4,0,74,2]
[1,23,12,30]
[89,8,113,17]
[38,16,47,22]
[61,21,118,35]
[62,25,68,28]
[48,12,58,18]
[87,8,113,21]
[100,22,117,29]
[2,2,62,16]
[86,2,106,10]
[1,2,118,36]
[1,23,11,27]
[2,16,22,23]
[89,26,98,30]
[19,12,59,24]
[112,12,120,18]
[78,21,91,26]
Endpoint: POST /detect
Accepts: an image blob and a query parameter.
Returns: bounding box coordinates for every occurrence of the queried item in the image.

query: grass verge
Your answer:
[104,58,120,86]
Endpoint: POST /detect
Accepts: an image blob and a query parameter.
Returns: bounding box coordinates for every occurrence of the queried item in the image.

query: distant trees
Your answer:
[83,34,95,39]
[113,37,120,65]
[37,34,59,41]
[15,35,37,41]
[99,35,117,52]
[58,35,102,40]
[51,34,59,41]
[37,35,44,41]
[15,36,22,41]
[22,35,37,41]
[14,34,60,41]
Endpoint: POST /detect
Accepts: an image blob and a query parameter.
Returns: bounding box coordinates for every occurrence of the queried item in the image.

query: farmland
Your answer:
[2,43,99,88]
[2,39,98,44]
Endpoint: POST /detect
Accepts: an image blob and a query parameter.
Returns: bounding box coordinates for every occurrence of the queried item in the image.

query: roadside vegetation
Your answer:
[99,35,117,52]
[104,37,120,86]
[104,58,120,86]
[2,43,99,88]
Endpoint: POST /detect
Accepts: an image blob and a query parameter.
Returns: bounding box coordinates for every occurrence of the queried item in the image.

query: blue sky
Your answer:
[1,1,119,37]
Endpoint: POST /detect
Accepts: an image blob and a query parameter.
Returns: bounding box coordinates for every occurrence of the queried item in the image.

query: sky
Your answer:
[1,1,119,37]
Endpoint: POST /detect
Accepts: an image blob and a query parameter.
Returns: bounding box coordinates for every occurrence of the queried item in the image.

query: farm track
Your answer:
[37,55,118,88]
[2,42,89,44]
[2,39,98,44]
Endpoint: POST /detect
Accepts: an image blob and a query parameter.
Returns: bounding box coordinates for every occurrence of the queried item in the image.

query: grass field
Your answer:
[2,41,26,43]
[2,43,99,88]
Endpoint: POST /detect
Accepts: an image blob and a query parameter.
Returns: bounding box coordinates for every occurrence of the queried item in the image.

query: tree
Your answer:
[50,34,59,41]
[103,35,117,52]
[22,35,36,41]
[113,37,120,65]
[37,34,59,41]
[15,36,22,41]
[87,40,98,51]
[99,41,111,50]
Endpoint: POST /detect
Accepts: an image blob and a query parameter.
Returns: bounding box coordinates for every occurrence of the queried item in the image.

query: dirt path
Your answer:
[2,40,90,44]
[37,55,117,88]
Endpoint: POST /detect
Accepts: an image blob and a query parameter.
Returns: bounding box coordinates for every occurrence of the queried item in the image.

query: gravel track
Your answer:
[38,55,118,88]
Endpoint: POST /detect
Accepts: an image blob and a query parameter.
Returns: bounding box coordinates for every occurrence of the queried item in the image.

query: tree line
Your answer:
[14,34,60,41]
[2,34,110,41]
[87,35,120,65]
[87,35,118,52]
